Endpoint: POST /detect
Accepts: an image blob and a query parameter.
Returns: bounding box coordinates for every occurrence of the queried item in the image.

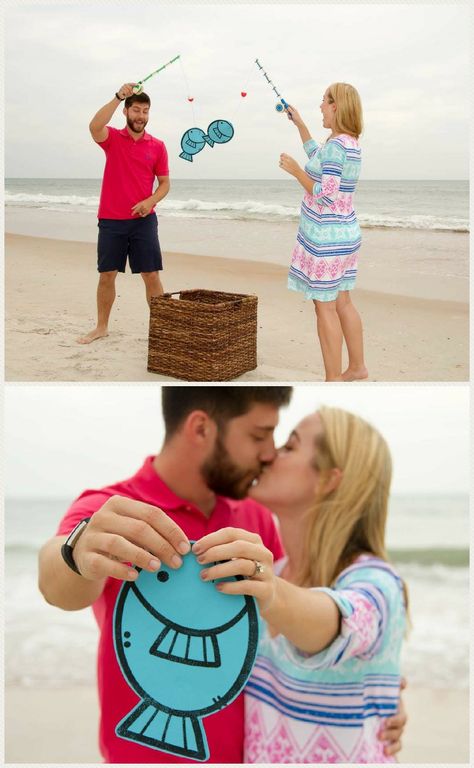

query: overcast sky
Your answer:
[5,2,469,180]
[4,384,469,498]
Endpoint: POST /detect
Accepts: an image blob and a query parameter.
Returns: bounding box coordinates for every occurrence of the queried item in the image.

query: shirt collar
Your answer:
[139,456,233,514]
[119,126,151,142]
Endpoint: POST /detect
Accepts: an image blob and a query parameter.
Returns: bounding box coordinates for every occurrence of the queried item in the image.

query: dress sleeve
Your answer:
[281,566,402,671]
[310,139,346,204]
[303,139,320,159]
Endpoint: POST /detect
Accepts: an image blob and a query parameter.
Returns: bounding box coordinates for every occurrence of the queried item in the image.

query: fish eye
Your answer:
[156,571,169,583]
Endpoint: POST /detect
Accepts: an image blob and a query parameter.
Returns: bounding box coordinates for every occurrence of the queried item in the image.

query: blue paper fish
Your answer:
[113,548,259,761]
[179,128,213,162]
[206,120,234,146]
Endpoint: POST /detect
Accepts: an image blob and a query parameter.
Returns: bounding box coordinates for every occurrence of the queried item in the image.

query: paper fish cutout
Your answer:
[113,548,259,761]
[179,128,213,162]
[206,120,234,147]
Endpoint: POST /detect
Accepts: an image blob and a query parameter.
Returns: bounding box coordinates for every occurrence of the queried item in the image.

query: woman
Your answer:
[280,84,367,381]
[193,406,407,763]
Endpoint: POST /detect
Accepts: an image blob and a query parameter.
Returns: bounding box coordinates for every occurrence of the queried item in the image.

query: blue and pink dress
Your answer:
[288,135,362,302]
[244,555,405,763]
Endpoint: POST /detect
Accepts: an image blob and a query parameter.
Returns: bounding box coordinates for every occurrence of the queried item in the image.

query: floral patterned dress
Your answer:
[244,555,406,763]
[288,134,362,302]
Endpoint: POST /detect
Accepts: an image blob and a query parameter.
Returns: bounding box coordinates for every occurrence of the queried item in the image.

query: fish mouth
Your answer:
[130,582,248,668]
[150,625,222,667]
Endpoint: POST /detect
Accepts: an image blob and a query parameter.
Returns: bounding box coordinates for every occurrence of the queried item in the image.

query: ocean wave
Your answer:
[358,213,469,233]
[5,191,99,208]
[5,192,469,231]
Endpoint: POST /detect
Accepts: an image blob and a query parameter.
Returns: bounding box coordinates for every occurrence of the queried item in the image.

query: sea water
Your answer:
[5,494,468,690]
[5,178,469,232]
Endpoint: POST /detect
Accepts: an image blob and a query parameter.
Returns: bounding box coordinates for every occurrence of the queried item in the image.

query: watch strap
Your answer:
[61,517,91,575]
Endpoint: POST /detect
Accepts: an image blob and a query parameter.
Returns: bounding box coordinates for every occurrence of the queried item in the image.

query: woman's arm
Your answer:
[280,154,315,194]
[192,527,340,654]
[263,576,341,653]
[285,104,313,145]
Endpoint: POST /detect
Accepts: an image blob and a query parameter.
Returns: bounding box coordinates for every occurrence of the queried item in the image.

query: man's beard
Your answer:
[202,434,262,500]
[126,116,147,134]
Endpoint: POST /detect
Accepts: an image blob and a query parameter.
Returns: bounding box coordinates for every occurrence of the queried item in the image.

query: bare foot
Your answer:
[325,375,344,382]
[342,367,369,382]
[76,328,108,344]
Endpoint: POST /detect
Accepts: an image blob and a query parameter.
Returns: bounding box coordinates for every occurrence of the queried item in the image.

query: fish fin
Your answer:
[117,700,209,761]
[179,152,193,162]
[203,135,214,147]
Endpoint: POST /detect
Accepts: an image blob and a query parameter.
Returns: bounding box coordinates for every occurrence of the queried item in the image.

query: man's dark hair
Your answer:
[124,92,151,109]
[162,386,292,438]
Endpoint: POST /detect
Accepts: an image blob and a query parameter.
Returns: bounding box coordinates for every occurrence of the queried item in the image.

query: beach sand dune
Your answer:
[5,232,468,382]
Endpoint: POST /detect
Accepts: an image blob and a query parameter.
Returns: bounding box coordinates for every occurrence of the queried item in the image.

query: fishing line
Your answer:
[178,56,196,125]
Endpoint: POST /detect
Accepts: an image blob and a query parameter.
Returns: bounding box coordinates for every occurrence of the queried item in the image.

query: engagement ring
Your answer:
[251,560,265,578]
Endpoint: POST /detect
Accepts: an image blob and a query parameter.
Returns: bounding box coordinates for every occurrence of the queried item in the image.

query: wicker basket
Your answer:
[148,289,258,381]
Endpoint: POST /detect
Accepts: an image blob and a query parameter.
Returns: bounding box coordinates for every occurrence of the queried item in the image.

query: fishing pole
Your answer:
[255,58,290,114]
[133,55,181,94]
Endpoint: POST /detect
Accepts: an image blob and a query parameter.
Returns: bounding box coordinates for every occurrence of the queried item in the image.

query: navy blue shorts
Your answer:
[97,213,163,274]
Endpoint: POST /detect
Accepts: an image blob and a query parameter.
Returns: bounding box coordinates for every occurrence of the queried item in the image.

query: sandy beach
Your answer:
[4,213,469,382]
[4,683,469,764]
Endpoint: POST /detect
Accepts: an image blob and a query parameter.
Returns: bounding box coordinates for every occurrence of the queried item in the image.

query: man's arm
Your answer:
[131,176,170,218]
[39,535,106,610]
[38,495,191,611]
[89,82,137,143]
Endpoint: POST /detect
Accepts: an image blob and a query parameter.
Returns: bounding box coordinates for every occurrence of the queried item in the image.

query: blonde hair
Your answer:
[327,83,363,138]
[299,406,391,589]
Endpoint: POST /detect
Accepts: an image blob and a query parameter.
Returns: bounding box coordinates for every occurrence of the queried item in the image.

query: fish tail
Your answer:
[203,135,214,148]
[179,151,193,162]
[117,700,209,761]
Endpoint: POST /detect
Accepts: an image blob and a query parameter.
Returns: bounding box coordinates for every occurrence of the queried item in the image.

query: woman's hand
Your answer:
[279,153,301,177]
[285,103,304,127]
[192,528,276,613]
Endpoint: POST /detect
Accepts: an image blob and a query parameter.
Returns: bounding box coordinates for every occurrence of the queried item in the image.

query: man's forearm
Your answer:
[38,536,105,610]
[150,180,170,205]
[89,96,122,134]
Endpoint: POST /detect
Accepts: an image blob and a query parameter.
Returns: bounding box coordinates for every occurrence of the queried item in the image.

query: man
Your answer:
[38,386,405,763]
[78,83,169,344]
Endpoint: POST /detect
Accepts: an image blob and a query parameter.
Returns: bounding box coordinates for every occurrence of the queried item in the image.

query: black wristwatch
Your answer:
[61,517,91,575]
[115,92,125,101]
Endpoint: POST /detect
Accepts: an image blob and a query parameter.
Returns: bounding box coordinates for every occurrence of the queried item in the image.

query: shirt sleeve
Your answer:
[310,139,346,204]
[282,565,401,671]
[154,142,169,177]
[55,490,114,536]
[96,125,116,152]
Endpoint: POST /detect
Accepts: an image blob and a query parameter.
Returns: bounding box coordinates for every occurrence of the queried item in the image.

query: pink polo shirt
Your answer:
[97,127,169,220]
[56,457,284,764]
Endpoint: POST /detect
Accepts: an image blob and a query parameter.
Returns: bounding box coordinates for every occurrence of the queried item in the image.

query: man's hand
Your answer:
[378,677,408,756]
[131,197,155,218]
[72,495,191,581]
[116,83,139,101]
